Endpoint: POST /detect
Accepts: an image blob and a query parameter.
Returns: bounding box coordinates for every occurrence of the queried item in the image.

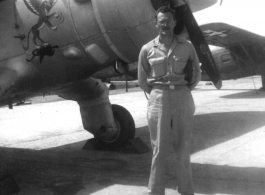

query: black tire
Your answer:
[97,104,135,150]
[108,83,116,90]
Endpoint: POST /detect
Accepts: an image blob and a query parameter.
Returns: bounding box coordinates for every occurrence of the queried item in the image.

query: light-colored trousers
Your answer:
[147,85,195,195]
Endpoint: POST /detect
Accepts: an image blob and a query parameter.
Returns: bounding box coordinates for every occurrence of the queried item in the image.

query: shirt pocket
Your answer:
[172,57,187,74]
[148,57,166,78]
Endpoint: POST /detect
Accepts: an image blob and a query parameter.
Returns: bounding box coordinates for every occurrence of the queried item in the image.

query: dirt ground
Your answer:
[1,76,265,195]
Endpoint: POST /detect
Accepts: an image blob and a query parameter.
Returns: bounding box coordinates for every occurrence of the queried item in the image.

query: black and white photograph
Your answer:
[1,0,265,194]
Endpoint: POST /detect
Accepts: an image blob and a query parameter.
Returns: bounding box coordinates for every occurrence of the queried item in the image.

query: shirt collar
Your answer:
[152,35,184,47]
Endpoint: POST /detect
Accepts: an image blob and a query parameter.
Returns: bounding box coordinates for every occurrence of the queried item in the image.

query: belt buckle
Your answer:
[169,85,175,90]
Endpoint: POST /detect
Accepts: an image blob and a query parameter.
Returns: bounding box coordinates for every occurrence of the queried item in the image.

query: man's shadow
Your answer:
[190,111,265,195]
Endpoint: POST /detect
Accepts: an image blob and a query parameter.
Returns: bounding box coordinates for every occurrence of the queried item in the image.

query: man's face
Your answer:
[155,12,176,36]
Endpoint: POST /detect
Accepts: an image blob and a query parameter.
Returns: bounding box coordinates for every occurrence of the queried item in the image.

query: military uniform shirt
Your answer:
[138,35,201,93]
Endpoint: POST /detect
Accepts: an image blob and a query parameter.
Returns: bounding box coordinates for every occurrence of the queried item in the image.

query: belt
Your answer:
[152,84,186,90]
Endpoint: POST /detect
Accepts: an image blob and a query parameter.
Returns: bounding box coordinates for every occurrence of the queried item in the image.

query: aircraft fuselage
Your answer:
[0,0,160,105]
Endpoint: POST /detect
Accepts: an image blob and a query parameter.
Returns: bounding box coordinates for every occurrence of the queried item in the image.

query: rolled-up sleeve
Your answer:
[188,44,201,91]
[138,46,152,94]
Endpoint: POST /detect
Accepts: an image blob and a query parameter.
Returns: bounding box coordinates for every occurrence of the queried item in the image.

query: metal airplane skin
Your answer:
[0,0,249,149]
[195,0,265,89]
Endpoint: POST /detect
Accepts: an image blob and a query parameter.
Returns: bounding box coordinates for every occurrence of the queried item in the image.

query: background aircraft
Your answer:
[194,0,265,90]
[201,47,264,87]
[0,0,241,149]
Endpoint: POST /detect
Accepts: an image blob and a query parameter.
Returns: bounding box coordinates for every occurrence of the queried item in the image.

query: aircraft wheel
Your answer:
[97,104,135,149]
[108,83,116,90]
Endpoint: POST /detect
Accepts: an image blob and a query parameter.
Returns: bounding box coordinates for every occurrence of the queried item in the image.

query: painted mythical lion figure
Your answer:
[23,0,64,50]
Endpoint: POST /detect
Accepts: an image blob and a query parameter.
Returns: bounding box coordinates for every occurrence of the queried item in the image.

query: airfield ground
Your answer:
[1,76,265,195]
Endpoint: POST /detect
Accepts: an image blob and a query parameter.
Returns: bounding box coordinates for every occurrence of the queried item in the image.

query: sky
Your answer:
[194,0,265,36]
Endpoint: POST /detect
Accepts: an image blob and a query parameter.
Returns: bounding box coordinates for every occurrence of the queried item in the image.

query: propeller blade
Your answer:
[173,2,222,89]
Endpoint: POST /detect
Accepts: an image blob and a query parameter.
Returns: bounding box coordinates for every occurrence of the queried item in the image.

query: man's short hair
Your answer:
[155,6,176,21]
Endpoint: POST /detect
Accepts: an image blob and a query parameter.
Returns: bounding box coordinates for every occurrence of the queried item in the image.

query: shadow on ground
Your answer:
[220,90,265,99]
[193,163,265,195]
[1,111,265,194]
[192,111,265,154]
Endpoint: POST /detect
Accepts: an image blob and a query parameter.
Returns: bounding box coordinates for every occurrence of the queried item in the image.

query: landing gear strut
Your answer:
[58,78,136,150]
[259,75,265,91]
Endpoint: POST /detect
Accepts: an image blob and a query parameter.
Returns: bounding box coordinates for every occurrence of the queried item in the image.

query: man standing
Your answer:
[138,6,201,195]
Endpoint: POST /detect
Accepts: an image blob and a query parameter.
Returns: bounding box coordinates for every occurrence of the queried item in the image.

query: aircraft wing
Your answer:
[201,22,265,48]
